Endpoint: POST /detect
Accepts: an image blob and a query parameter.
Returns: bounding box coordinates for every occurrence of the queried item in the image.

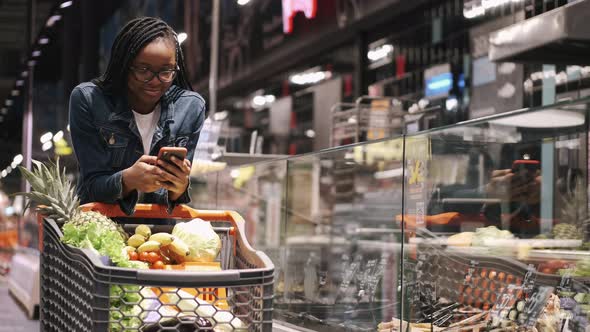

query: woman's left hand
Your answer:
[157,156,191,201]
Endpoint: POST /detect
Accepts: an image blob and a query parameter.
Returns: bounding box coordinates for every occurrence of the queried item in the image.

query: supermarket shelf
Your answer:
[214,152,288,167]
[273,319,324,332]
[528,249,590,261]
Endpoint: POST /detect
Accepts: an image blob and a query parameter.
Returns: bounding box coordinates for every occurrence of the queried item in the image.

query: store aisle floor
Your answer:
[0,279,39,331]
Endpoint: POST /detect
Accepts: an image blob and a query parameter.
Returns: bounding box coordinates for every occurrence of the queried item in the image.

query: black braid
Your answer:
[92,17,193,103]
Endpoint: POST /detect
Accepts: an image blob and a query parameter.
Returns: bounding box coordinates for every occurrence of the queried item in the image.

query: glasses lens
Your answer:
[133,68,154,82]
[159,70,176,82]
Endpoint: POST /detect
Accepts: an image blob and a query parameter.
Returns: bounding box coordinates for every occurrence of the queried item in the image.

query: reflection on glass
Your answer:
[193,98,590,331]
[402,102,590,332]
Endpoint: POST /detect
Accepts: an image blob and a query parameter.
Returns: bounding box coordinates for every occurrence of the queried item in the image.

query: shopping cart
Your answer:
[38,203,274,332]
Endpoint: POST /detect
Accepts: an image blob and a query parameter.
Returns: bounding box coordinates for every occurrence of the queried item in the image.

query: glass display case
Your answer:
[190,97,590,331]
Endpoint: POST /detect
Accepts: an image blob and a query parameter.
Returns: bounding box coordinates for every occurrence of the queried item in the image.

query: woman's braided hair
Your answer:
[93,17,192,102]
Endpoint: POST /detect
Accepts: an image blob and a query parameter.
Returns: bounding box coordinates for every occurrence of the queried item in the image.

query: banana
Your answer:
[169,238,191,257]
[135,224,151,239]
[137,240,161,253]
[124,246,137,253]
[149,233,175,246]
[127,234,146,248]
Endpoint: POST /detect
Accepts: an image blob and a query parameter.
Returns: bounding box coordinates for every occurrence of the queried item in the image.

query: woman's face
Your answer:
[127,38,176,107]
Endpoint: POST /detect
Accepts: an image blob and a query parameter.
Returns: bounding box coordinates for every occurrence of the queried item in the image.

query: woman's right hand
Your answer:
[122,155,165,195]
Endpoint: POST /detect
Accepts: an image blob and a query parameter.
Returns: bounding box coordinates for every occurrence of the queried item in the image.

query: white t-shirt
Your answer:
[132,104,161,155]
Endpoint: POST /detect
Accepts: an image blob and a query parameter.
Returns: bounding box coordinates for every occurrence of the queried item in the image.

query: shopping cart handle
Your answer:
[137,269,241,282]
[80,203,231,220]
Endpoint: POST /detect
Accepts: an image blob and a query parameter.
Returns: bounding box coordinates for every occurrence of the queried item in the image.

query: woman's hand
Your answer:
[486,169,541,204]
[156,155,191,201]
[122,155,167,195]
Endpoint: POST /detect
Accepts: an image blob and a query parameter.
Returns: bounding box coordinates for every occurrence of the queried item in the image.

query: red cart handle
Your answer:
[80,203,237,222]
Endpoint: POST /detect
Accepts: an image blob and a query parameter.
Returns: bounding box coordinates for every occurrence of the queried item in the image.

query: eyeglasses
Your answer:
[129,65,178,83]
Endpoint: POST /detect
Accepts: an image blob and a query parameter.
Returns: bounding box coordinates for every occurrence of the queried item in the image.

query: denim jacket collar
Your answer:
[107,89,176,154]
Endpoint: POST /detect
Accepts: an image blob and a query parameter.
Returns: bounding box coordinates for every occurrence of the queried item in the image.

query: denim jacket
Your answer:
[69,82,206,215]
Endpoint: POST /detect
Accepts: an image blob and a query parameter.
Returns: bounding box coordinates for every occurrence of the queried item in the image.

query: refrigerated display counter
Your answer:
[193,96,590,331]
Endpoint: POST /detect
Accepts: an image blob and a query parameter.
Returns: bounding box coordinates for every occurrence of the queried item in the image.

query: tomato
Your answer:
[139,251,150,262]
[147,252,161,263]
[152,261,165,270]
[129,252,139,261]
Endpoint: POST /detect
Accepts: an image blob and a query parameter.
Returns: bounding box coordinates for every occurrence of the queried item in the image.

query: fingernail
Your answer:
[155,181,161,186]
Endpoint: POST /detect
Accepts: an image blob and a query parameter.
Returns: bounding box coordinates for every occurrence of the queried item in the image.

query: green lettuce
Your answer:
[60,220,148,331]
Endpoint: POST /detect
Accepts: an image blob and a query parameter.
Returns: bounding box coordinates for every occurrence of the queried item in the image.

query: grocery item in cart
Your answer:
[172,218,222,262]
[16,159,128,242]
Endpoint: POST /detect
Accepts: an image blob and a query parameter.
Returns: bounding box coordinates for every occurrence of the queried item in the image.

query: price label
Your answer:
[464,260,479,285]
[523,264,537,294]
[558,269,573,292]
[366,255,387,299]
[338,254,361,297]
[490,284,521,320]
[358,259,377,292]
[523,286,554,328]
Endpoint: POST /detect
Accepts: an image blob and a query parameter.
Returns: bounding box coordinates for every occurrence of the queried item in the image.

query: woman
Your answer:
[69,17,206,215]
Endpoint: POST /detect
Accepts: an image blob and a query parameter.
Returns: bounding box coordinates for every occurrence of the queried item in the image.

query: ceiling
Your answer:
[0,0,55,191]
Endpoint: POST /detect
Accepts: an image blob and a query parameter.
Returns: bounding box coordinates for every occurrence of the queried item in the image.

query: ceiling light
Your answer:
[6,166,12,173]
[16,80,24,86]
[237,0,251,5]
[445,97,459,111]
[42,141,53,151]
[13,154,23,165]
[213,111,229,121]
[252,95,266,106]
[1,170,6,178]
[305,129,316,138]
[53,130,64,142]
[289,71,331,85]
[40,132,53,144]
[490,109,585,128]
[21,71,28,77]
[11,90,20,97]
[60,1,73,8]
[0,108,7,115]
[177,32,188,44]
[67,124,70,131]
[464,0,524,19]
[28,60,36,66]
[39,38,50,45]
[5,100,13,106]
[32,50,41,57]
[46,15,61,27]
[367,44,394,62]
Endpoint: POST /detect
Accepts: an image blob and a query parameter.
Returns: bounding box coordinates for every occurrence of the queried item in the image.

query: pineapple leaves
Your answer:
[13,158,80,221]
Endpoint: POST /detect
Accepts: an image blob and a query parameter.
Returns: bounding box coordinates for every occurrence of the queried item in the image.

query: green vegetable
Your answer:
[508,309,518,321]
[471,226,514,247]
[172,218,222,262]
[60,217,148,331]
[575,293,587,303]
[109,285,144,332]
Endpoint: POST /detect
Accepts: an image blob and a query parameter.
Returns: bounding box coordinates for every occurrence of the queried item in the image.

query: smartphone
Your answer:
[157,147,187,164]
[511,159,540,174]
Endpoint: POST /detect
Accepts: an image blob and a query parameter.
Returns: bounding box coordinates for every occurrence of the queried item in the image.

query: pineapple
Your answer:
[555,177,588,241]
[16,159,127,240]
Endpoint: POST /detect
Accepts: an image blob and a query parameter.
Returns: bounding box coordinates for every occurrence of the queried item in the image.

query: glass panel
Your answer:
[278,138,405,330]
[189,168,220,210]
[401,99,590,331]
[212,160,289,250]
